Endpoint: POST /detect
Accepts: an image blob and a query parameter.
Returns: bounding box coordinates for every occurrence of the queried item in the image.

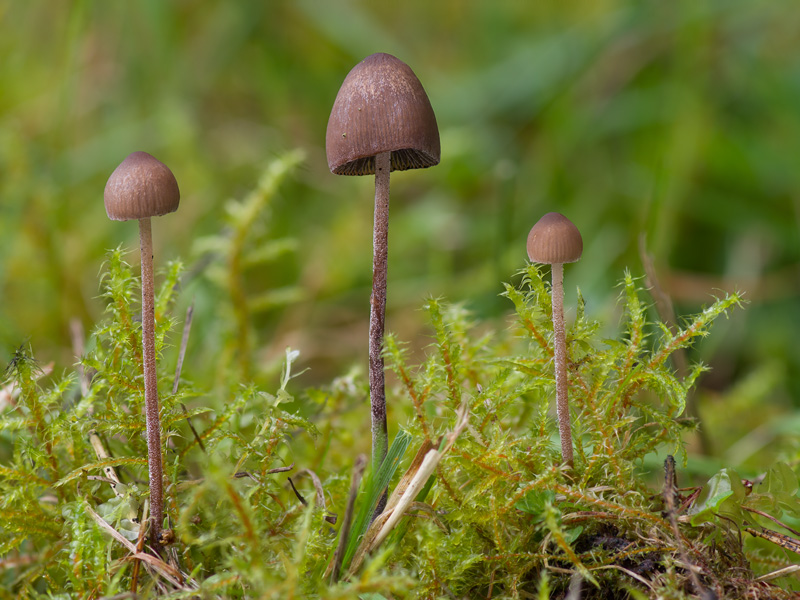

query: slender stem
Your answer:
[139,217,164,550]
[369,151,391,476]
[551,262,573,468]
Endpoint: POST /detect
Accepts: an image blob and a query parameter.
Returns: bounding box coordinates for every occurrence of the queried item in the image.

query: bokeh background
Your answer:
[1,1,799,473]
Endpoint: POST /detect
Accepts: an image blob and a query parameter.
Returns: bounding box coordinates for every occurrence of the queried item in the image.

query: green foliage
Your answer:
[690,462,800,530]
[4,1,799,434]
[3,246,798,598]
[374,265,793,598]
[193,150,306,384]
[2,4,798,596]
[341,430,412,573]
[0,249,323,598]
[689,468,749,528]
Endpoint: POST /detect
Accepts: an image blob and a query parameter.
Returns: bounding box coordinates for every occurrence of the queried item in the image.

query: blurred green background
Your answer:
[1,1,798,470]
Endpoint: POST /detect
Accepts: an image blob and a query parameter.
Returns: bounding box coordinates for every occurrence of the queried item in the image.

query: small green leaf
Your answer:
[564,525,583,544]
[760,461,798,497]
[515,490,556,519]
[750,462,800,518]
[689,468,747,527]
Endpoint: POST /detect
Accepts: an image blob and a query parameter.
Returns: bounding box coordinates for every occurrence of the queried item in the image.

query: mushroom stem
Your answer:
[550,262,574,468]
[369,151,391,476]
[138,217,164,549]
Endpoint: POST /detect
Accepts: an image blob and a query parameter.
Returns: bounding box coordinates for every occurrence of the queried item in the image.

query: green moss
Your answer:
[2,172,798,599]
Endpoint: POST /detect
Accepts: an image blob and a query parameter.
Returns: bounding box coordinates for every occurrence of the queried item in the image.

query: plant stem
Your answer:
[551,262,573,468]
[369,151,391,479]
[139,217,164,550]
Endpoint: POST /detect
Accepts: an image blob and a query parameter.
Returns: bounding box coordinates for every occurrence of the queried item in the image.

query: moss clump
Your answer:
[3,200,798,598]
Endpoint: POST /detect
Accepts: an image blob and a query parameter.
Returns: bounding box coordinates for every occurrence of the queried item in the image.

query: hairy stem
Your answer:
[139,217,164,550]
[551,262,573,468]
[369,151,391,479]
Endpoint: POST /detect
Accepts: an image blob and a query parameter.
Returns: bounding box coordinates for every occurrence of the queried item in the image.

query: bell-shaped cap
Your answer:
[326,53,440,176]
[104,152,180,221]
[527,212,583,264]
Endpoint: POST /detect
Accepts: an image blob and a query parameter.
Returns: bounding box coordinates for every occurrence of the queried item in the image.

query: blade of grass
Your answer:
[341,429,411,572]
[330,454,367,584]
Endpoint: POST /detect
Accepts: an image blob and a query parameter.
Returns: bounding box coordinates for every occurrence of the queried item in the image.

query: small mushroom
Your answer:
[326,53,440,477]
[526,212,583,468]
[104,151,180,549]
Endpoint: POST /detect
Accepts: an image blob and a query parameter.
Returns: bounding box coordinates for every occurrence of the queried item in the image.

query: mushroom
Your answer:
[326,53,440,478]
[104,151,180,549]
[526,212,583,468]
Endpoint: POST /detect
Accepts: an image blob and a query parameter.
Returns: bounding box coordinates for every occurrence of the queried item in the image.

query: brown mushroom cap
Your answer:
[104,152,180,221]
[526,212,583,264]
[326,53,440,176]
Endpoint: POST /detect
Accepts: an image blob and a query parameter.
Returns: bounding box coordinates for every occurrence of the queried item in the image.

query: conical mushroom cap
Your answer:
[526,212,583,264]
[104,152,180,221]
[326,53,440,176]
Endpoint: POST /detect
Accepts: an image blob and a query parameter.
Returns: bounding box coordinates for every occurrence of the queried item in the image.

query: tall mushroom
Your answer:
[104,151,180,549]
[326,53,440,478]
[526,212,583,468]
